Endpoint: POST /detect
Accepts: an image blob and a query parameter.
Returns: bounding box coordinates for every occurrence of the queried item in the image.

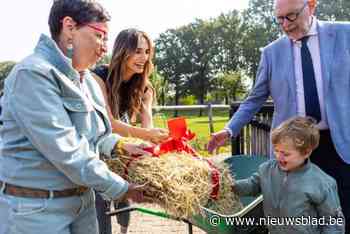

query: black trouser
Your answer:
[95,192,130,234]
[310,130,350,233]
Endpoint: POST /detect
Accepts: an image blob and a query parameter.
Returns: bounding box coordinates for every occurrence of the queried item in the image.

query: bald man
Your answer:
[209,0,350,231]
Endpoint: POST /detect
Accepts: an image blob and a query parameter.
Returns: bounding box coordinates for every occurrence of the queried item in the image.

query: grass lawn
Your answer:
[153,109,232,156]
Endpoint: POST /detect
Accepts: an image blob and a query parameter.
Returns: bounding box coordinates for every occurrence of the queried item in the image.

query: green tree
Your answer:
[316,0,350,21]
[149,67,169,106]
[240,0,350,83]
[155,29,189,109]
[211,71,248,104]
[214,11,243,73]
[0,61,16,92]
[241,0,279,83]
[181,19,219,108]
[156,15,245,110]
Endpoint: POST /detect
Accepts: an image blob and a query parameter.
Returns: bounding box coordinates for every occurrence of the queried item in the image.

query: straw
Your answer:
[106,142,242,218]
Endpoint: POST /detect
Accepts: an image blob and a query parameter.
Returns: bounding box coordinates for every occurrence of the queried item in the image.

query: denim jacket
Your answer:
[235,159,345,234]
[0,34,128,200]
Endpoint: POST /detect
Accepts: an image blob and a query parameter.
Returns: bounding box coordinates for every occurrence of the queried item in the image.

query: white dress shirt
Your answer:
[293,16,328,129]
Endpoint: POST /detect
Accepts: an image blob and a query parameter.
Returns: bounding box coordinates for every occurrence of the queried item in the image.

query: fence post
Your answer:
[208,103,214,134]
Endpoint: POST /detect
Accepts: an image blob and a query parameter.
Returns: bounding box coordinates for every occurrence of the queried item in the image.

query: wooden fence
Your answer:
[154,102,274,157]
[230,102,274,157]
[153,104,230,134]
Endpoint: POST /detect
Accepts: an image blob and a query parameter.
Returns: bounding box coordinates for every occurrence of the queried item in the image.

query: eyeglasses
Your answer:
[275,2,308,25]
[86,24,108,43]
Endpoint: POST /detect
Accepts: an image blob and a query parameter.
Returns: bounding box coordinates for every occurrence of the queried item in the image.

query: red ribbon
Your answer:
[148,118,221,200]
[145,129,198,156]
[205,159,220,200]
[125,117,220,200]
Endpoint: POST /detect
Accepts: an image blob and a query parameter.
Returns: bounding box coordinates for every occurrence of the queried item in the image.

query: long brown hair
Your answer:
[106,28,154,120]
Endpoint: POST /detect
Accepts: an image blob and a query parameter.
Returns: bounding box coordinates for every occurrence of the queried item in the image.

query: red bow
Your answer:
[142,117,220,200]
[143,129,198,156]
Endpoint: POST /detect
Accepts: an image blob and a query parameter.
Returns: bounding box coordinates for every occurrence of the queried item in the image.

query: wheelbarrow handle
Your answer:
[106,205,138,216]
[107,206,193,234]
[106,206,189,222]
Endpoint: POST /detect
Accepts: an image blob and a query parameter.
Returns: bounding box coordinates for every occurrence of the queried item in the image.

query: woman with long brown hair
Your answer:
[93,29,168,141]
[93,28,168,234]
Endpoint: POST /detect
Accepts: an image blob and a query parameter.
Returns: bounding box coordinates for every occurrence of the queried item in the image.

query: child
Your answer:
[233,117,345,234]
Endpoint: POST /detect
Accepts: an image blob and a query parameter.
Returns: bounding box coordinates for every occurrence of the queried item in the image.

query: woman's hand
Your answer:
[147,128,169,143]
[119,183,152,203]
[122,142,153,156]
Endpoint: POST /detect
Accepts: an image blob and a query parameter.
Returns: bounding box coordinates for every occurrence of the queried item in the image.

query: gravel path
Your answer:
[111,204,206,234]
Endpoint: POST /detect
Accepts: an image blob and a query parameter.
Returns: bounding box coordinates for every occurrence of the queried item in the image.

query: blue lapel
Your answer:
[280,21,335,103]
[282,36,297,102]
[318,21,336,96]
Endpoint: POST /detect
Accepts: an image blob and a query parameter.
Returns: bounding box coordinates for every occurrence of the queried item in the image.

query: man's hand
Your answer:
[207,129,230,154]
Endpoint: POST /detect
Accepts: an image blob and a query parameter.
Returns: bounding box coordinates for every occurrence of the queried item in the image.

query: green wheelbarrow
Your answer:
[107,155,268,234]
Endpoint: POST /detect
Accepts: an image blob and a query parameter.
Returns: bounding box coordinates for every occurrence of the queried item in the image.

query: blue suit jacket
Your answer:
[227,21,350,163]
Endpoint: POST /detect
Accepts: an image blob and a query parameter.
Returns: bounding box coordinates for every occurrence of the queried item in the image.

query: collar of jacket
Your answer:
[284,158,312,175]
[34,34,81,82]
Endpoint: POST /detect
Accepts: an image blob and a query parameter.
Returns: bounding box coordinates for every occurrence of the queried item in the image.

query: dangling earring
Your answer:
[66,43,74,59]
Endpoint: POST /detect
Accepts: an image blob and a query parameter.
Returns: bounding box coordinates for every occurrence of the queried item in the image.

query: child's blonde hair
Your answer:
[271,117,320,155]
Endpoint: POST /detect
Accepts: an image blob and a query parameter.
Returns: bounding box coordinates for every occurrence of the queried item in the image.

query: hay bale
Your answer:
[106,139,242,218]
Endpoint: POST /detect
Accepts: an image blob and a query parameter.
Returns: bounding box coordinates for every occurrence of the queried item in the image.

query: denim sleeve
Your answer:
[313,182,345,234]
[99,133,120,158]
[233,172,261,197]
[9,68,128,200]
[225,49,270,137]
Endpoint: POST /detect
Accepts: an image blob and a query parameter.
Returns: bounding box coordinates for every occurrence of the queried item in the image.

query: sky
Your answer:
[0,0,249,62]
